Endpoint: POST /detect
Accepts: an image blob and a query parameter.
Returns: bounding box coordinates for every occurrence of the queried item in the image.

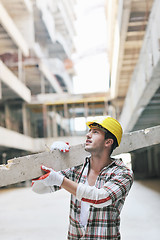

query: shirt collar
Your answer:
[85,156,124,173]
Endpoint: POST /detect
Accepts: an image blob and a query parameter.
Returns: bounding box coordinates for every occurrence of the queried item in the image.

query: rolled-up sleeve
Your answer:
[76,171,133,208]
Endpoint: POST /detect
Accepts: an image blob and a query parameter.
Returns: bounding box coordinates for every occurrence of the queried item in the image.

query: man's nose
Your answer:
[86,131,91,138]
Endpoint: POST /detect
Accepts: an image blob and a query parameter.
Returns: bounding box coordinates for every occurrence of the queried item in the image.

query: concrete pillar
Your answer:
[108,102,116,118]
[18,48,23,82]
[46,110,52,138]
[103,101,108,116]
[84,102,88,132]
[131,144,160,179]
[92,103,96,116]
[22,103,30,136]
[115,106,119,119]
[52,106,58,138]
[60,113,64,137]
[42,104,47,138]
[71,103,76,136]
[64,103,70,135]
[40,74,45,94]
[43,105,53,138]
[4,103,12,129]
[153,146,160,177]
[2,152,7,164]
[147,148,153,176]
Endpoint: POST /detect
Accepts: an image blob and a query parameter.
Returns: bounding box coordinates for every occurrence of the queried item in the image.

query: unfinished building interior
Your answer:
[0,0,160,181]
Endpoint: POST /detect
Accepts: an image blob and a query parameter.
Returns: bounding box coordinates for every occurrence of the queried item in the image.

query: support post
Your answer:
[52,106,58,138]
[42,104,47,138]
[40,74,45,94]
[4,103,12,129]
[18,48,23,82]
[64,103,70,135]
[84,102,88,132]
[22,103,29,136]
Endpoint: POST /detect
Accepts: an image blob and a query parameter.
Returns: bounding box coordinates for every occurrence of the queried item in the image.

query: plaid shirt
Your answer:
[58,157,133,240]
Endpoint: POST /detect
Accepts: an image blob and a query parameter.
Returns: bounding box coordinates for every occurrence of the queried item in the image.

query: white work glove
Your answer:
[50,141,70,152]
[32,165,64,194]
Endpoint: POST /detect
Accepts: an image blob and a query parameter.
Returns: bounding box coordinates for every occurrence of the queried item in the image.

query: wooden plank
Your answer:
[0,125,160,187]
[125,40,142,49]
[128,21,147,27]
[127,31,145,37]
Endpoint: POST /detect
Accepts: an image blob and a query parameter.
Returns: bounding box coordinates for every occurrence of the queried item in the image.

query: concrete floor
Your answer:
[0,179,160,240]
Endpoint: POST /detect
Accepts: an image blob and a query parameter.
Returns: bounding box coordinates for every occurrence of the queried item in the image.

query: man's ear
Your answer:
[105,138,114,147]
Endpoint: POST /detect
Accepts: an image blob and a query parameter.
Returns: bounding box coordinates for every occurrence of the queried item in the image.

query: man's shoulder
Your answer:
[71,163,84,172]
[110,158,133,176]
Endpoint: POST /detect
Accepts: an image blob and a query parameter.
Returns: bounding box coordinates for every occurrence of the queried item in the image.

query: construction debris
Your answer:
[0,125,160,187]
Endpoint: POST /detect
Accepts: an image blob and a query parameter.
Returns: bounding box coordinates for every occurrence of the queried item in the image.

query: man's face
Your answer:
[85,127,106,153]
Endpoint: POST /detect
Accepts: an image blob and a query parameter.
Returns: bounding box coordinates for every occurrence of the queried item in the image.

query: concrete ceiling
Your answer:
[132,86,160,131]
[111,0,160,132]
[0,0,76,101]
[116,0,154,100]
[33,4,68,61]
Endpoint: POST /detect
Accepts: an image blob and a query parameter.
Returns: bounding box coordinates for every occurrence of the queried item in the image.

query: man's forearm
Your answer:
[61,177,78,196]
[61,177,112,208]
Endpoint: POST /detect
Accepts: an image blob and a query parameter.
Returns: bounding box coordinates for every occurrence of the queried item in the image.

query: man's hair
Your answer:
[89,123,118,154]
[104,130,118,154]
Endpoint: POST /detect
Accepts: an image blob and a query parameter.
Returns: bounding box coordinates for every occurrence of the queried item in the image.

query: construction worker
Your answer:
[32,116,133,239]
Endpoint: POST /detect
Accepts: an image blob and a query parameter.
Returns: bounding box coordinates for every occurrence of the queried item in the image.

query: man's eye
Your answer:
[93,130,98,133]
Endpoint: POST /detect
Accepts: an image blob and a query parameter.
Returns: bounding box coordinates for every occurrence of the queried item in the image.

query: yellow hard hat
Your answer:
[86,116,123,146]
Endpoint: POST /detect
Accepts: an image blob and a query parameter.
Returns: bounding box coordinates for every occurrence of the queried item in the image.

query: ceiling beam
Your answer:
[128,21,148,27]
[0,2,29,56]
[0,60,31,102]
[39,62,63,94]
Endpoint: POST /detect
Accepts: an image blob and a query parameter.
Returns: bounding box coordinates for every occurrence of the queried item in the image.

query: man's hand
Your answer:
[50,141,70,152]
[32,165,64,194]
